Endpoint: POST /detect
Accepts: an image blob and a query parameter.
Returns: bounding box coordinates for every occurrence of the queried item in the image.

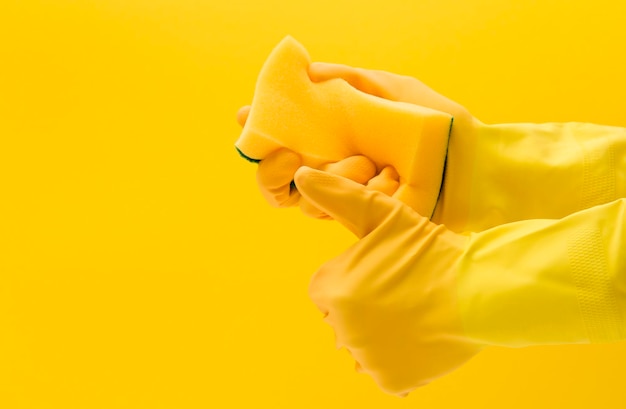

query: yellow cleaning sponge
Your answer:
[235,36,453,218]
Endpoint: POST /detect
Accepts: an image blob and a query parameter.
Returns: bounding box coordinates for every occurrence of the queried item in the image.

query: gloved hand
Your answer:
[295,167,626,396]
[236,37,626,231]
[235,36,452,219]
[302,59,626,232]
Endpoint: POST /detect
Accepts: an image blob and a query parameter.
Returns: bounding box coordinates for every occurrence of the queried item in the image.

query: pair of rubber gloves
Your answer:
[235,37,626,396]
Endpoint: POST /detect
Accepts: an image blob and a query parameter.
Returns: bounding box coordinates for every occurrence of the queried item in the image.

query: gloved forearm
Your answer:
[435,122,626,232]
[458,197,626,346]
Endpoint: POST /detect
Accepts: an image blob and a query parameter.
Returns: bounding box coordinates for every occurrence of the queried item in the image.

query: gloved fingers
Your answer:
[308,62,391,99]
[321,155,377,185]
[299,155,377,220]
[294,166,410,239]
[308,62,471,121]
[309,61,433,104]
[236,105,251,127]
[366,166,400,196]
[256,152,378,214]
[300,159,394,220]
[256,149,302,208]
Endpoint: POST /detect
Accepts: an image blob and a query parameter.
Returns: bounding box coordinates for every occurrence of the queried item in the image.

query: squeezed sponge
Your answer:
[235,36,453,217]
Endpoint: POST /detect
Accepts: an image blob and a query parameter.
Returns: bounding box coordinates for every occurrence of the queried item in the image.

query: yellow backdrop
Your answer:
[1,0,625,408]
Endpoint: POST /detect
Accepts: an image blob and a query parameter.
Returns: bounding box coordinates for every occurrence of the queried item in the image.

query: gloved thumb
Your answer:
[294,166,404,239]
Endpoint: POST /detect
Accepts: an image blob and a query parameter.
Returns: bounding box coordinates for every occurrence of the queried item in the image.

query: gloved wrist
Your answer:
[457,199,626,347]
[432,120,626,233]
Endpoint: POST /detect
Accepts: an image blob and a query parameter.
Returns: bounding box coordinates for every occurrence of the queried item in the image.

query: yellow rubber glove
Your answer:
[235,36,453,218]
[295,167,626,396]
[307,62,626,232]
[236,36,626,229]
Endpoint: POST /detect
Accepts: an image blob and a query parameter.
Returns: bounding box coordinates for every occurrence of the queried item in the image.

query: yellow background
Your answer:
[1,0,626,407]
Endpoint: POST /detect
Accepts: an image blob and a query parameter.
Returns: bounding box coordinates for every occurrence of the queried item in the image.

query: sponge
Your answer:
[235,36,453,217]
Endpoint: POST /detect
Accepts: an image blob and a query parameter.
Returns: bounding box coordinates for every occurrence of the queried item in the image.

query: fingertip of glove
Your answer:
[293,166,318,190]
[236,105,250,126]
[294,166,346,200]
[307,62,326,82]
